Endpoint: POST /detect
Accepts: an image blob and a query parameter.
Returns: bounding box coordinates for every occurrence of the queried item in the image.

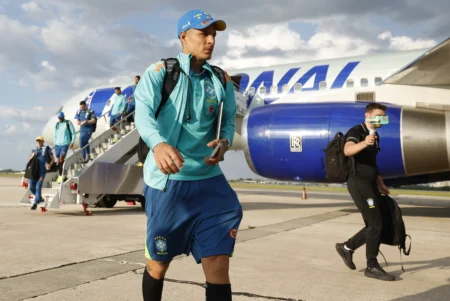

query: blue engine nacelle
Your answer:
[242,102,450,184]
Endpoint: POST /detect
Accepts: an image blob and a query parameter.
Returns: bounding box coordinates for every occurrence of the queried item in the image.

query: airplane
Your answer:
[40,36,450,190]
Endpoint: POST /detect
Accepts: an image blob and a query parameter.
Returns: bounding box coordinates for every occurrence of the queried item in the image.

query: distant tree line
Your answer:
[398,185,450,191]
[0,169,22,174]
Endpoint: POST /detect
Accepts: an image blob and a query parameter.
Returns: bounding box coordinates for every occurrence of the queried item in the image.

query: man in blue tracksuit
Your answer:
[126,75,140,122]
[75,100,97,162]
[110,87,127,133]
[29,136,54,210]
[54,111,76,183]
[135,9,242,301]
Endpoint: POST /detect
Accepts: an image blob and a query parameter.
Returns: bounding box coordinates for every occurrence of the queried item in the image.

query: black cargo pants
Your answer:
[345,176,384,267]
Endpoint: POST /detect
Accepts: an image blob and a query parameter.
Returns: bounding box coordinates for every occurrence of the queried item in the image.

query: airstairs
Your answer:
[19,111,145,215]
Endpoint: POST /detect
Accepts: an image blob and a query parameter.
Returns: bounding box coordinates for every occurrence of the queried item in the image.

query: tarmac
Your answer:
[0,176,449,301]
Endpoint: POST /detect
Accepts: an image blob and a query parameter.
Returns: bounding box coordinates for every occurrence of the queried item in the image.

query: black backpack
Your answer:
[323,132,355,183]
[24,156,40,180]
[137,58,228,164]
[55,120,73,142]
[380,194,411,271]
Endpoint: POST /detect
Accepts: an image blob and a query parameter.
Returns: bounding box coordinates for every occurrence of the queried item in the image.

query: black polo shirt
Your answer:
[345,122,380,181]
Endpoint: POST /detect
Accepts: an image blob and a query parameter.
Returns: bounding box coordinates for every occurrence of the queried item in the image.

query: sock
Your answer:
[205,282,232,301]
[142,268,164,301]
[58,163,63,176]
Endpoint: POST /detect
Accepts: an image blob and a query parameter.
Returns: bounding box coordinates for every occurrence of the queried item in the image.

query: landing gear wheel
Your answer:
[97,195,118,208]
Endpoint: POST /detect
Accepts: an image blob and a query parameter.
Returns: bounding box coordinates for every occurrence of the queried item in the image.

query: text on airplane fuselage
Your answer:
[236,61,360,107]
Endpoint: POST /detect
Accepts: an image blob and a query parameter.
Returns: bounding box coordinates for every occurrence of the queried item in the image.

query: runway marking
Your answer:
[0,210,350,301]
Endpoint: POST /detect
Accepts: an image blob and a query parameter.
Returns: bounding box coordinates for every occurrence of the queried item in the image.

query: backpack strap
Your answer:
[153,60,227,121]
[137,57,184,160]
[210,65,227,89]
[66,120,72,141]
[156,58,182,120]
[403,234,412,256]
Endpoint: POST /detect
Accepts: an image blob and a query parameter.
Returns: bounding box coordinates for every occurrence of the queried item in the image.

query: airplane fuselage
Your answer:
[39,43,450,186]
[42,48,429,146]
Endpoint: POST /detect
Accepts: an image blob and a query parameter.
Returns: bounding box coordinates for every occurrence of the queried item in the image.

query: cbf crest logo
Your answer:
[204,80,216,100]
[367,198,375,209]
[154,236,168,255]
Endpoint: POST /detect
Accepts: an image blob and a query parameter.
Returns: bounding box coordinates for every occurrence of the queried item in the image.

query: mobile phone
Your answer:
[209,142,223,159]
[367,115,389,125]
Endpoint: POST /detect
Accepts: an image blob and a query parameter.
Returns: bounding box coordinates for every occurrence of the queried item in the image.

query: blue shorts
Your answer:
[109,114,121,126]
[54,145,69,158]
[144,174,243,264]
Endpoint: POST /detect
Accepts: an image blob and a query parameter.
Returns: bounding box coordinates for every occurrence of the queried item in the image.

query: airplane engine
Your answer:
[242,102,450,185]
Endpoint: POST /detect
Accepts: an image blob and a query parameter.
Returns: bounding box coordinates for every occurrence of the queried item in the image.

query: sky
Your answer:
[0,0,447,178]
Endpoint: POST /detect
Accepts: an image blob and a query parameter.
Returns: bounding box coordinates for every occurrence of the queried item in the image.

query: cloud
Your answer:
[21,2,42,13]
[214,23,433,70]
[378,31,437,51]
[31,0,449,40]
[20,12,179,92]
[41,60,56,71]
[0,105,52,121]
[3,124,16,135]
[21,2,54,20]
[22,122,33,131]
[2,1,445,95]
[46,0,449,38]
[0,15,41,73]
[18,79,29,87]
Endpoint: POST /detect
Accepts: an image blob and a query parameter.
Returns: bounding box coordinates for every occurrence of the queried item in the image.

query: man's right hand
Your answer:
[365,135,376,146]
[153,143,184,174]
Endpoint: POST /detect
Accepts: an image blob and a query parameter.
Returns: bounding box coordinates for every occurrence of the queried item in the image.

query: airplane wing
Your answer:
[382,37,450,86]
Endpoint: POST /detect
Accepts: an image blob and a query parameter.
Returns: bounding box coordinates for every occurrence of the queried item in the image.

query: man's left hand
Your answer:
[204,139,229,166]
[379,185,391,195]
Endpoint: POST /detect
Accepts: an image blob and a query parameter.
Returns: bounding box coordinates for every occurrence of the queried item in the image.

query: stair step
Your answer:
[42,193,57,198]
[40,188,58,198]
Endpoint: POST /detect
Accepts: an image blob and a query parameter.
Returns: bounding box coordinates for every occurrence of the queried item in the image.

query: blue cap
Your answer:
[58,112,64,119]
[177,10,226,38]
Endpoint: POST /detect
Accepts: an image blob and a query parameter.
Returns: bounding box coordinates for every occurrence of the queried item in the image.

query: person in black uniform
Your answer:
[335,103,395,281]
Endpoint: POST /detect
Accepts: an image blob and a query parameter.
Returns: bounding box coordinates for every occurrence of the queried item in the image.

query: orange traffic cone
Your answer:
[302,187,307,199]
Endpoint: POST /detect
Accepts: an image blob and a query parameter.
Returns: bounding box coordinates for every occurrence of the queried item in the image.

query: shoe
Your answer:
[335,243,356,270]
[56,176,62,184]
[30,204,37,210]
[364,265,395,281]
